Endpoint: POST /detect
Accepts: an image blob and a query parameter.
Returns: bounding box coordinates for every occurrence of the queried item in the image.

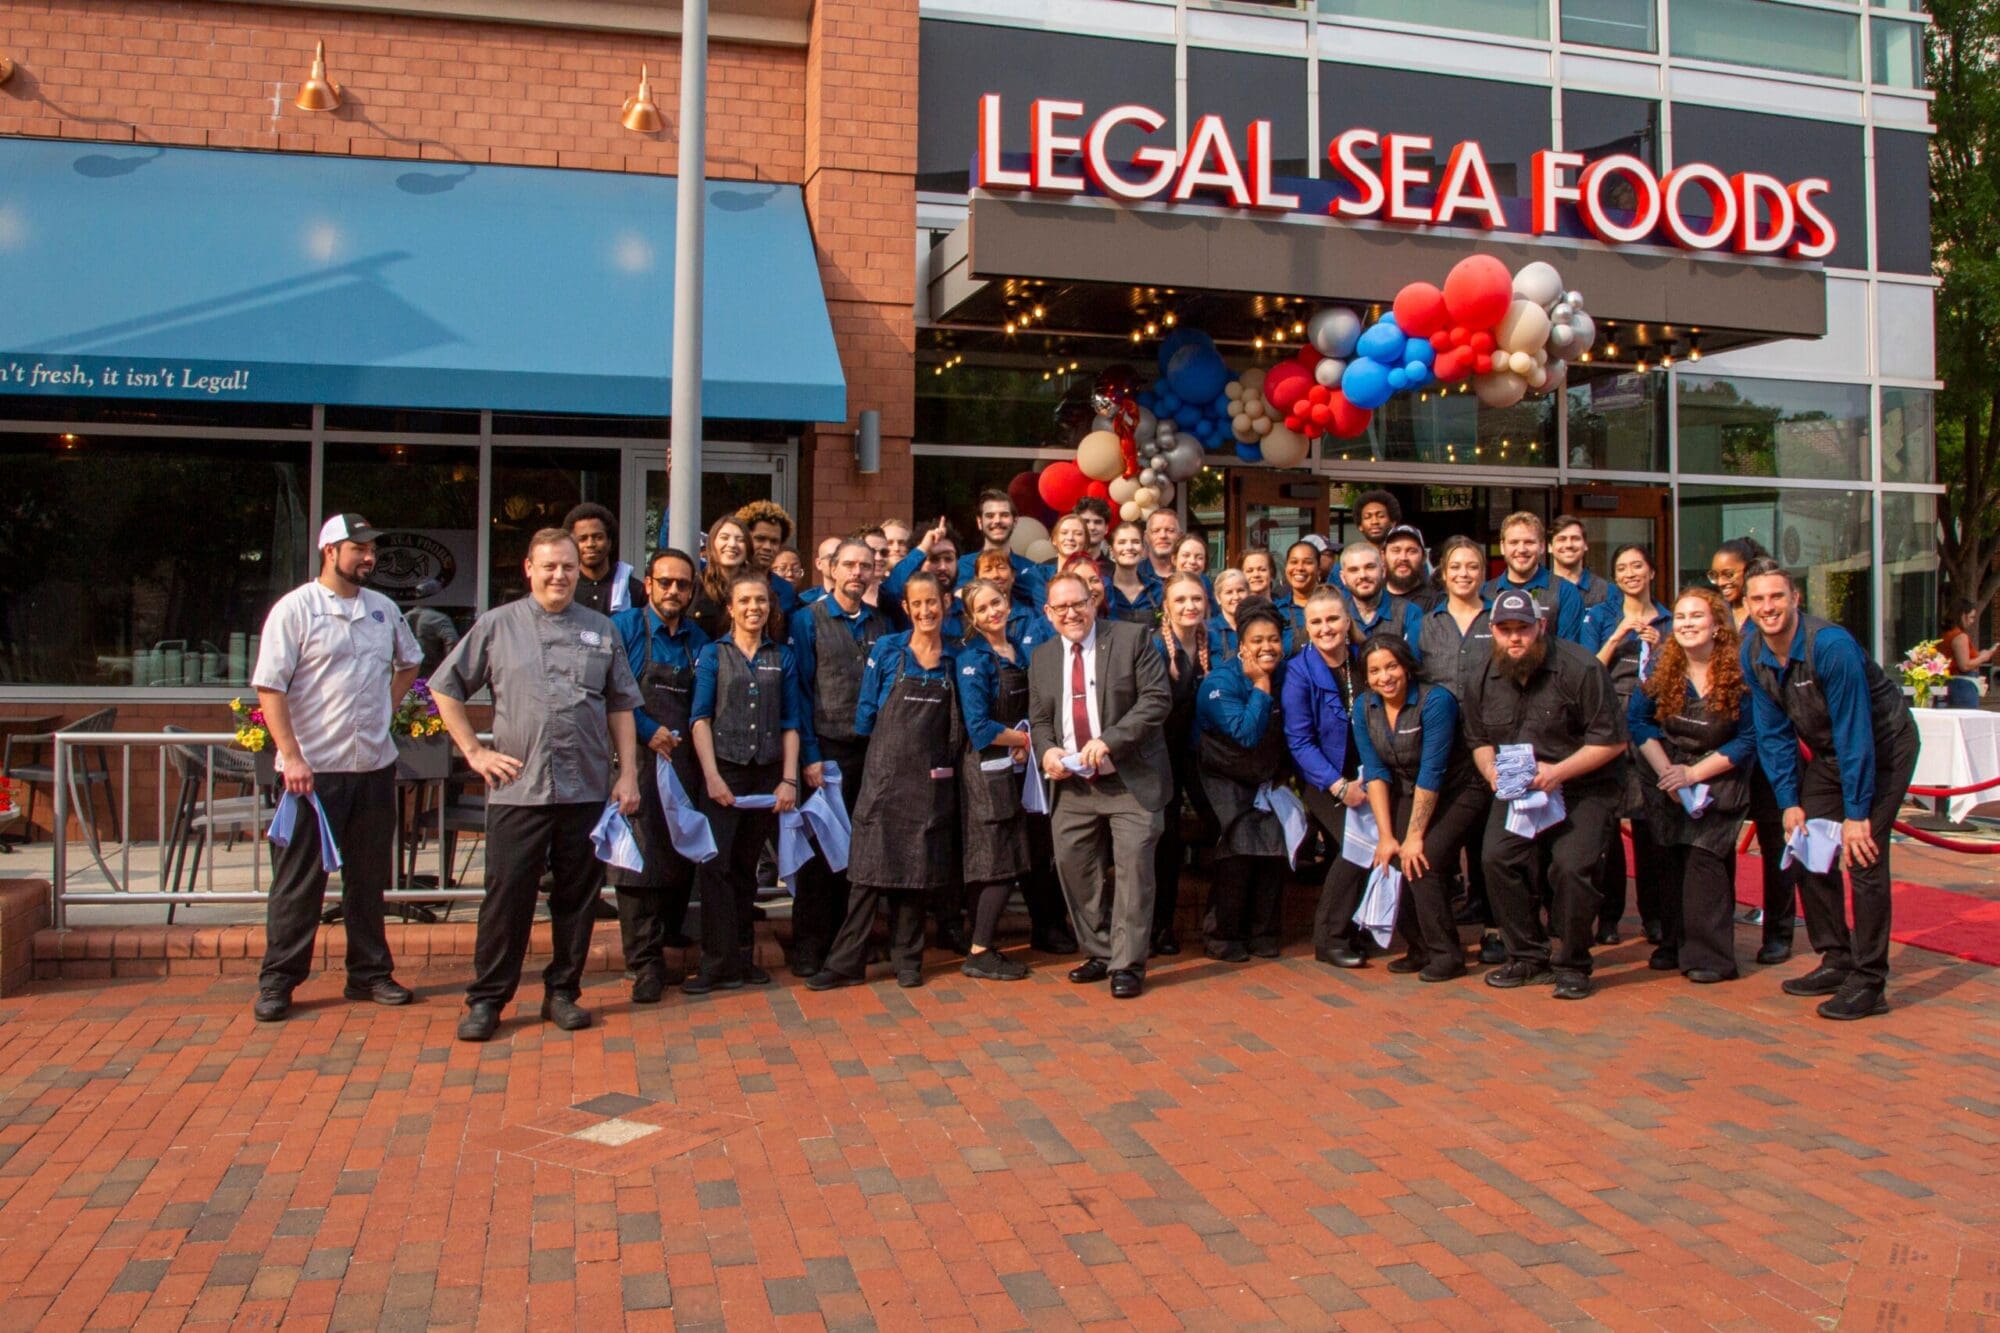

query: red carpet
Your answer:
[1729,849,2000,967]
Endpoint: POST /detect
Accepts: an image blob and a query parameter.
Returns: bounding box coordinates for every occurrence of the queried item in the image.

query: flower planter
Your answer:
[395,735,452,781]
[250,746,278,787]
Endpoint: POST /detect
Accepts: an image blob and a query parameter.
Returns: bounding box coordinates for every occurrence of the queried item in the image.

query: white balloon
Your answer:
[1497,298,1553,355]
[1473,370,1528,408]
[1259,421,1310,467]
[1109,475,1141,504]
[1009,516,1050,555]
[1313,357,1346,389]
[1512,261,1565,310]
[1308,307,1363,359]
[1026,540,1058,564]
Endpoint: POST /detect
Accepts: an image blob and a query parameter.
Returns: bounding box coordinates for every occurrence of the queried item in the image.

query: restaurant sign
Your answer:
[975,95,1835,260]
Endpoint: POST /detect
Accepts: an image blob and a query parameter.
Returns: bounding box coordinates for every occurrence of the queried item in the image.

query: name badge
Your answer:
[929,767,955,780]
[580,630,603,647]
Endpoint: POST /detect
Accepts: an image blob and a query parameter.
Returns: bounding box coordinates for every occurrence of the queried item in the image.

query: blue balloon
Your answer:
[1403,361,1433,387]
[1356,321,1408,365]
[1175,405,1203,430]
[1235,441,1263,461]
[1166,343,1229,404]
[1156,390,1183,415]
[1136,389,1157,411]
[1212,394,1234,416]
[1404,338,1436,369]
[1157,328,1213,375]
[1342,358,1394,410]
[1387,369,1409,392]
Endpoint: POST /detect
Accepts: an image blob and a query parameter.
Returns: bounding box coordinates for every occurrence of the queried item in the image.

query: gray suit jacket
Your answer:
[1029,618,1174,812]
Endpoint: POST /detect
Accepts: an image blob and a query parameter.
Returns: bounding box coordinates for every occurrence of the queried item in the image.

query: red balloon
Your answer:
[1265,362,1312,412]
[1295,346,1321,369]
[1284,414,1305,432]
[1443,255,1513,329]
[1429,332,1450,352]
[1435,347,1476,383]
[1008,470,1054,525]
[1307,383,1330,405]
[1309,402,1331,426]
[1469,331,1495,354]
[1474,352,1495,376]
[1393,281,1450,339]
[1038,460,1090,513]
[1085,479,1112,502]
[1327,392,1373,439]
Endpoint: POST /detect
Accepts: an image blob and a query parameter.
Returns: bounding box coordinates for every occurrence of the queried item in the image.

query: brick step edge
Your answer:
[30,925,788,983]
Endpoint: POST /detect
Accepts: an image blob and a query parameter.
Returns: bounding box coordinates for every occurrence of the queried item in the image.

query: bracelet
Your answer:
[1331,778,1348,799]
[777,777,798,788]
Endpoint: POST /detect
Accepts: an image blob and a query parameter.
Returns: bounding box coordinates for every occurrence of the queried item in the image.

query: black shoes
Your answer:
[896,968,925,989]
[788,954,822,979]
[804,969,863,992]
[1033,929,1080,956]
[1068,958,1110,984]
[1208,941,1252,963]
[1386,955,1424,974]
[681,971,745,996]
[457,1001,501,1042]
[342,978,414,1006]
[1756,940,1794,965]
[1647,947,1680,972]
[1150,930,1182,958]
[1248,940,1283,959]
[1685,969,1736,984]
[740,963,773,986]
[1817,981,1889,1021]
[252,989,292,1023]
[1781,964,1851,997]
[1484,959,1553,989]
[962,950,1030,981]
[1419,960,1467,983]
[935,922,972,957]
[1594,925,1621,946]
[1642,918,1665,946]
[1110,969,1143,999]
[541,994,591,1031]
[1316,946,1365,969]
[631,972,667,1005]
[1477,932,1507,965]
[1552,972,1592,1001]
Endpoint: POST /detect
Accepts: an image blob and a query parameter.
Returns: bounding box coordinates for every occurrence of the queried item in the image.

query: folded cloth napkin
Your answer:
[1677,782,1713,818]
[1018,721,1051,814]
[1060,751,1098,779]
[590,800,645,873]
[1357,863,1403,948]
[1504,785,1567,839]
[1340,806,1381,868]
[733,794,778,811]
[779,767,851,880]
[657,758,719,863]
[1493,743,1539,803]
[1781,818,1843,873]
[268,791,342,873]
[1253,783,1310,866]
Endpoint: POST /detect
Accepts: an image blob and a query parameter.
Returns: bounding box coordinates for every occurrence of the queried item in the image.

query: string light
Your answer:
[1004,320,1016,335]
[1163,312,1177,327]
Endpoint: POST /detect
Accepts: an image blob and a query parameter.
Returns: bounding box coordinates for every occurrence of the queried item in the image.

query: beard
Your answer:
[1495,634,1548,686]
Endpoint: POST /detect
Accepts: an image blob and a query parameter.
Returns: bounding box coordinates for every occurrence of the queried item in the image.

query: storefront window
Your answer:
[1872,17,1926,88]
[1562,0,1658,51]
[1332,384,1557,469]
[914,452,1056,551]
[1881,387,1936,483]
[487,447,621,607]
[1565,367,1667,472]
[1670,0,1862,80]
[0,432,309,686]
[918,362,1076,451]
[1882,491,1940,660]
[1678,484,1874,650]
[1676,374,1870,481]
[324,443,481,667]
[1320,0,1547,39]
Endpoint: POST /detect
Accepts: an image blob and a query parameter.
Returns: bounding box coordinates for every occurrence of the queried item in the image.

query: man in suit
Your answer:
[1029,571,1174,999]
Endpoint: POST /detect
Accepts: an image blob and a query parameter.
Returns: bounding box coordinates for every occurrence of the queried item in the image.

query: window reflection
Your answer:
[1882,387,1935,484]
[1676,373,1869,480]
[1565,367,1667,472]
[1882,492,1939,659]
[1678,483,1873,648]
[1334,384,1555,469]
[1562,0,1658,52]
[488,447,622,607]
[324,442,480,676]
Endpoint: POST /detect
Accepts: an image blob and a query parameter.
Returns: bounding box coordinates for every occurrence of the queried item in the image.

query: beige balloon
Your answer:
[1109,475,1141,504]
[1473,370,1527,408]
[1025,539,1058,564]
[1133,486,1160,510]
[1119,500,1142,522]
[1496,298,1552,355]
[1259,421,1310,467]
[1076,429,1126,482]
[1008,515,1049,555]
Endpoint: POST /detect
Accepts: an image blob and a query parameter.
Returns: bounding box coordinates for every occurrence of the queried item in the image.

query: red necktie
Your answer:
[1070,643,1093,748]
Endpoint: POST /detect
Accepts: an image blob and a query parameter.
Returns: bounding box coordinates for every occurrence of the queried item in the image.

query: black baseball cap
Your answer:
[1490,588,1539,626]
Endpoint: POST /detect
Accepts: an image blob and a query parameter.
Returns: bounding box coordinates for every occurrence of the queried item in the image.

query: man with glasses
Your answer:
[1029,572,1174,999]
[609,549,708,1003]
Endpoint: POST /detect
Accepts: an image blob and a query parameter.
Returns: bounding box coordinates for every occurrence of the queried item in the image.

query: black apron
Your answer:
[1197,680,1291,860]
[959,644,1033,885]
[1361,684,1474,805]
[1750,614,1916,757]
[1604,611,1663,818]
[610,623,697,889]
[849,655,963,891]
[1639,686,1752,858]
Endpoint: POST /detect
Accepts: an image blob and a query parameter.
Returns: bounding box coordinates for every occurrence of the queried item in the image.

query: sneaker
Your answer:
[1484,959,1553,989]
[1781,963,1851,997]
[631,972,667,1005]
[1817,981,1889,1021]
[342,978,414,1006]
[681,971,745,996]
[1552,972,1592,1000]
[1477,931,1507,966]
[804,969,863,992]
[962,950,1030,981]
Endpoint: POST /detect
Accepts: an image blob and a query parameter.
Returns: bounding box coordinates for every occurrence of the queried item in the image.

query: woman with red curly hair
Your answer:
[1628,587,1758,983]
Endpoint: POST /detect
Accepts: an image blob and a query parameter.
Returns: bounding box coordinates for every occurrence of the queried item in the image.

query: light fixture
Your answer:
[1032,305,1045,321]
[294,41,342,113]
[1163,312,1177,327]
[854,409,881,475]
[621,64,663,133]
[1005,320,1016,335]
[0,54,15,85]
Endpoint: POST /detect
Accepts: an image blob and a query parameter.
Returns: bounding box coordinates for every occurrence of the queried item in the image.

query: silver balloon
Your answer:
[1313,357,1346,389]
[1153,478,1175,505]
[1091,414,1114,434]
[1307,306,1363,359]
[1539,359,1569,395]
[1549,324,1575,349]
[1149,453,1168,472]
[1139,468,1159,488]
[1134,405,1158,446]
[1559,309,1596,360]
[1551,303,1574,324]
[1565,290,1584,307]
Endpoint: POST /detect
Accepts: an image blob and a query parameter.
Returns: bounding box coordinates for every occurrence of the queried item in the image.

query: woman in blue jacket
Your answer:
[1195,601,1292,961]
[954,578,1035,981]
[1350,634,1481,981]
[1283,588,1370,967]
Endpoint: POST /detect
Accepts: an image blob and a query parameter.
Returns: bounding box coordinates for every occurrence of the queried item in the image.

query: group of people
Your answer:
[244,486,1919,1041]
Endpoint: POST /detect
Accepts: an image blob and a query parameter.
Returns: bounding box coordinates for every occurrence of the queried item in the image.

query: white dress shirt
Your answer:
[1056,625,1104,754]
[253,581,422,774]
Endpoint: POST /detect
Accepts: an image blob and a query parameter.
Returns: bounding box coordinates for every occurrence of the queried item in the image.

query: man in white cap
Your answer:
[250,513,423,1022]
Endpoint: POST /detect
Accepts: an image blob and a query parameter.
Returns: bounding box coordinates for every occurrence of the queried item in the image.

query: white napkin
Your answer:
[1253,783,1310,866]
[1504,786,1566,839]
[1781,818,1843,873]
[1677,783,1713,819]
[589,801,645,873]
[1340,806,1381,868]
[1357,863,1403,948]
[656,757,718,863]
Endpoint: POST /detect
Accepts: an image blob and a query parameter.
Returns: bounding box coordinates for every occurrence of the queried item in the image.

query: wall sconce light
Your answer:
[854,409,881,475]
[0,55,16,86]
[294,41,342,113]
[621,65,663,133]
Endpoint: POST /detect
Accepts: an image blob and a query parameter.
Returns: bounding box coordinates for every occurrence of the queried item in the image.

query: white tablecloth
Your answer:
[1910,707,2000,823]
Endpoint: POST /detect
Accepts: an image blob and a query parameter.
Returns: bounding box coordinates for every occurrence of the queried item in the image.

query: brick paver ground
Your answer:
[2,885,1997,1331]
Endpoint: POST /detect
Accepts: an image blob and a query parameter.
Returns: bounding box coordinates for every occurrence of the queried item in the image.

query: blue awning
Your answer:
[0,138,846,420]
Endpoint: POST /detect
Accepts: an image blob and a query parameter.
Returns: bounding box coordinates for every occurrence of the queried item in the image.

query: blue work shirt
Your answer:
[797,585,830,606]
[1482,565,1586,644]
[1351,687,1459,793]
[1344,591,1426,653]
[788,595,891,699]
[1009,605,1056,655]
[690,637,809,733]
[1281,645,1353,791]
[1582,597,1674,653]
[879,549,965,641]
[1196,658,1279,749]
[1269,589,1310,644]
[955,631,1030,752]
[1570,567,1615,609]
[957,550,1046,608]
[611,606,710,744]
[1627,680,1757,768]
[854,632,957,737]
[1741,621,1880,818]
[1105,567,1164,624]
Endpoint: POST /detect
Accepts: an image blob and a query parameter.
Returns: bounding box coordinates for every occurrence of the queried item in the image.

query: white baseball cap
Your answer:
[318,513,385,546]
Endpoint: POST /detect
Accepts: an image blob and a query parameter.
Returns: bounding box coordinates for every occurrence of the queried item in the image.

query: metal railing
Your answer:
[50,731,488,928]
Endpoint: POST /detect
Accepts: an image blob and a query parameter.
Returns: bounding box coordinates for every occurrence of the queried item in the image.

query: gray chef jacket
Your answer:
[430,597,643,807]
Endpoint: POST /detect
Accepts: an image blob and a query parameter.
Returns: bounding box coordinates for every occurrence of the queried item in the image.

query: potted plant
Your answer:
[229,697,279,785]
[1900,639,1950,708]
[393,679,452,780]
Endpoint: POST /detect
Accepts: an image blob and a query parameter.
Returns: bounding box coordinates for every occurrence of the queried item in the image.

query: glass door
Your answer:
[1557,483,1673,600]
[628,444,793,555]
[1227,469,1329,566]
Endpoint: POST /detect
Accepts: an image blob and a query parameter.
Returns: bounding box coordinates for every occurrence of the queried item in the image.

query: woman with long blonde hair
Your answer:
[1629,587,1756,983]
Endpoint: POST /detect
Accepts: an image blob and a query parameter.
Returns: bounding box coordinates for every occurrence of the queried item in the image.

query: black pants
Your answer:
[1597,817,1665,933]
[1023,815,1071,940]
[791,746,864,967]
[1395,783,1488,967]
[1209,853,1285,950]
[616,879,691,981]
[1484,787,1614,975]
[1153,761,1190,940]
[826,885,927,976]
[1797,733,1919,986]
[696,761,779,983]
[259,766,398,993]
[1302,784,1366,952]
[1673,842,1738,976]
[1749,767,1796,946]
[469,801,600,1006]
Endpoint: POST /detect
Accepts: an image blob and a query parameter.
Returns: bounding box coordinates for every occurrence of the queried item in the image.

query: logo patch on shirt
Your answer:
[580,630,603,647]
[962,665,977,676]
[371,609,385,622]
